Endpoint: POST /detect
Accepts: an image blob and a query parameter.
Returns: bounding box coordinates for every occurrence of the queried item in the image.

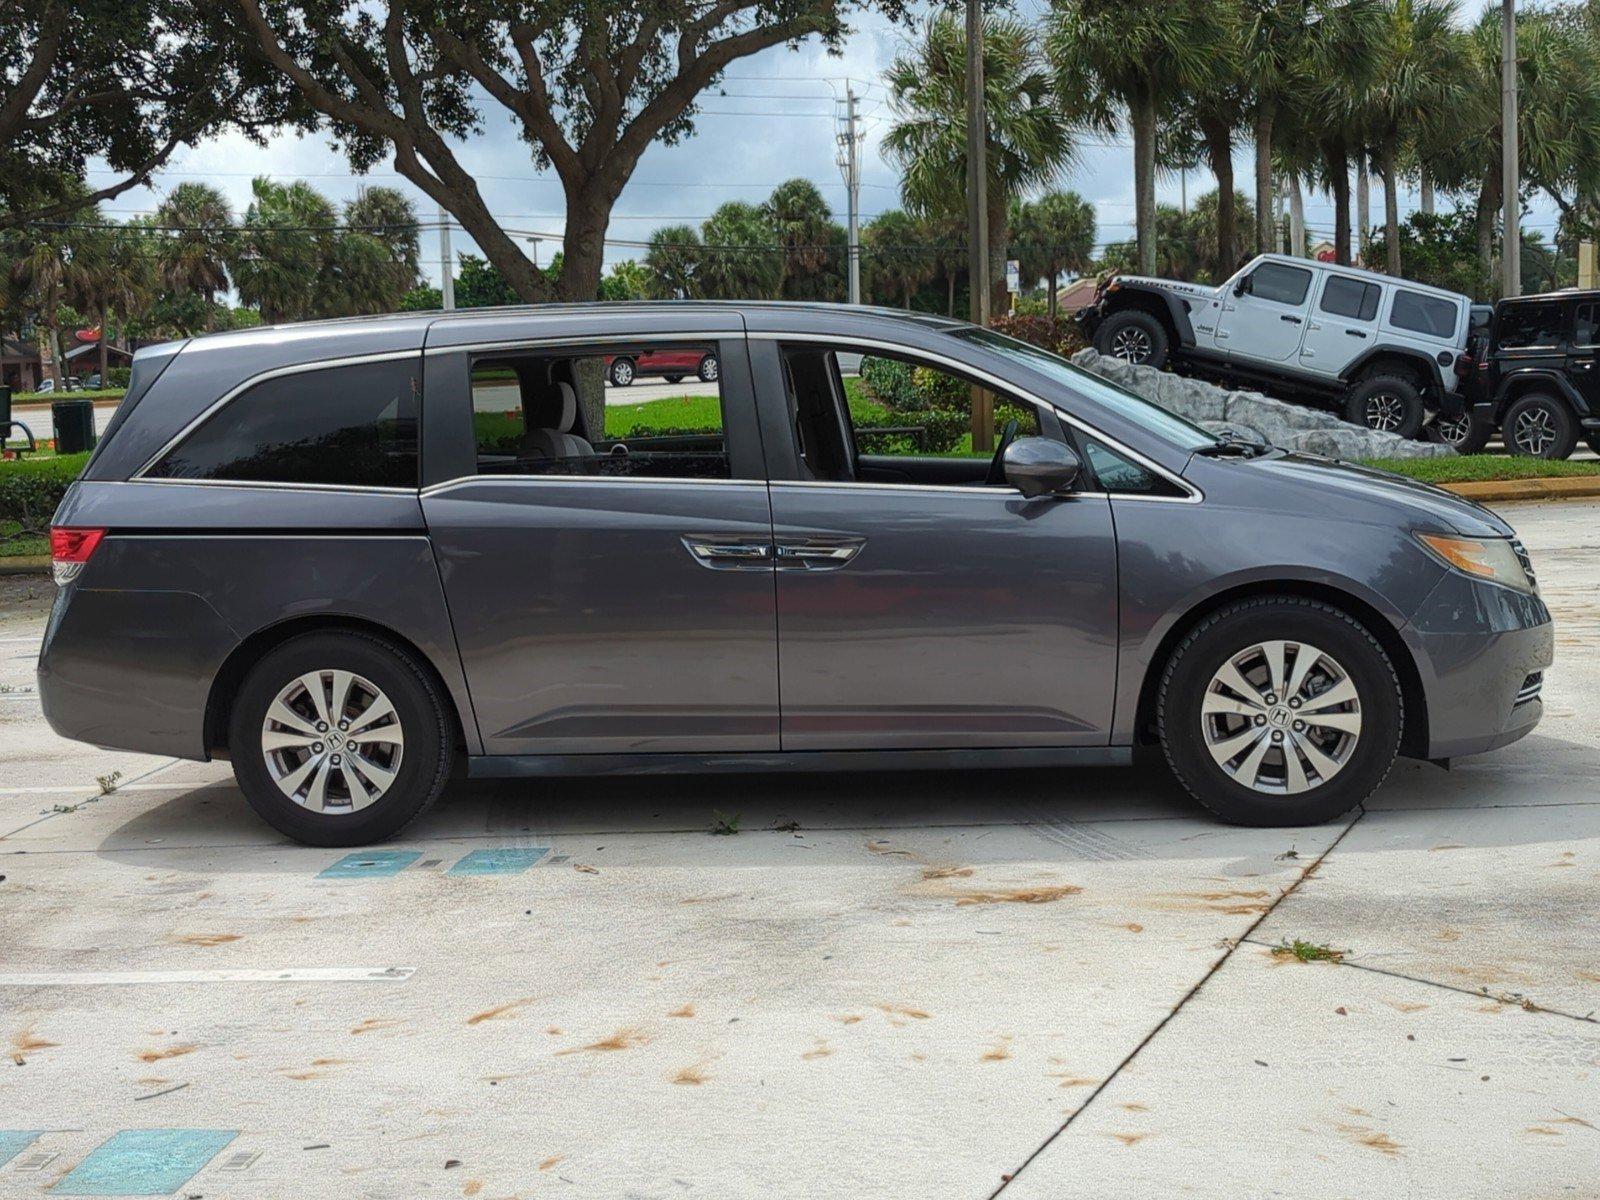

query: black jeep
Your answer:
[1455,290,1600,459]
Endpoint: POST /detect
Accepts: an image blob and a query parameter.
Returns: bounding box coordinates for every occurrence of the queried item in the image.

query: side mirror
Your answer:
[1233,274,1252,298]
[1003,437,1082,498]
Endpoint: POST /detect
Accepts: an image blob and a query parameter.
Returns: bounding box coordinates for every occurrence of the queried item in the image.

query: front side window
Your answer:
[1247,262,1313,306]
[1495,301,1564,350]
[1572,302,1597,347]
[470,345,733,479]
[848,353,1039,461]
[1319,275,1380,321]
[147,359,418,487]
[1390,290,1458,339]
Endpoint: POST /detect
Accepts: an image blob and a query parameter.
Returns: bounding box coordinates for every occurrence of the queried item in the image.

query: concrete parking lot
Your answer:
[0,500,1595,1198]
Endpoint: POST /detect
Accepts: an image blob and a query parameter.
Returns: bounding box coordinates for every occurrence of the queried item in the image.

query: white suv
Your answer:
[1079,254,1473,439]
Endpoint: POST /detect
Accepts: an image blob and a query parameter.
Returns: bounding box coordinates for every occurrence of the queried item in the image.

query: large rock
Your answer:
[1069,349,1453,460]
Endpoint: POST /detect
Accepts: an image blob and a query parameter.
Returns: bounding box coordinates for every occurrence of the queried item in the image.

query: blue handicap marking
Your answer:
[317,850,421,879]
[53,1129,236,1196]
[0,1131,43,1168]
[447,847,550,876]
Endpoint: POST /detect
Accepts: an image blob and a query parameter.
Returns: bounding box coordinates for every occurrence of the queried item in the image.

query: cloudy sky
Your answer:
[91,2,1564,290]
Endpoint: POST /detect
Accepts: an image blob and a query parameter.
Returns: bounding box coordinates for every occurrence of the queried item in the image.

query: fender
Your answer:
[1492,366,1591,417]
[1092,283,1197,348]
[1338,343,1449,388]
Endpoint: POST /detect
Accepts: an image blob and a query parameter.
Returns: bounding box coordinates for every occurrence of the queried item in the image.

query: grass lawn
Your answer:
[0,523,47,558]
[1356,454,1600,484]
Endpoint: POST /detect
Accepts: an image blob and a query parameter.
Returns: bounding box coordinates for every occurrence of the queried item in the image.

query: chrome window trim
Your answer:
[426,330,744,357]
[122,477,418,497]
[421,474,765,498]
[749,331,1203,503]
[131,349,423,481]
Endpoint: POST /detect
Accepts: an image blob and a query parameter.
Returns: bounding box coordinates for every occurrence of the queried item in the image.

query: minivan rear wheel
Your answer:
[1158,598,1402,826]
[229,632,453,846]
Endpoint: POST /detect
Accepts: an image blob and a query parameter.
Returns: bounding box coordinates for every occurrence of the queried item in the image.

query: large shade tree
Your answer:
[228,0,905,304]
[884,11,1074,312]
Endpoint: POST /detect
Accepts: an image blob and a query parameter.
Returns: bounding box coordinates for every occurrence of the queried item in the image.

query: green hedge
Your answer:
[0,453,89,537]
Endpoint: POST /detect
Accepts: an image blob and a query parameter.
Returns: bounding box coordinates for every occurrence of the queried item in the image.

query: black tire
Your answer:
[1586,432,1600,456]
[1344,374,1425,439]
[1158,597,1402,827]
[1503,393,1578,460]
[608,357,635,387]
[1093,310,1169,368]
[698,354,720,382]
[1428,409,1492,454]
[229,632,454,847]
[663,373,684,384]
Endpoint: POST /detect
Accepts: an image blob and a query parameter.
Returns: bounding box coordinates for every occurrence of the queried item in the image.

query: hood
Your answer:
[1110,275,1223,303]
[1210,452,1514,538]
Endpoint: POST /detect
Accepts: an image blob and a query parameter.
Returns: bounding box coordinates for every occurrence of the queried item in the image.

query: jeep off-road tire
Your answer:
[1428,409,1492,454]
[1503,393,1578,460]
[230,632,454,847]
[1094,310,1169,368]
[1344,374,1425,440]
[1158,597,1403,827]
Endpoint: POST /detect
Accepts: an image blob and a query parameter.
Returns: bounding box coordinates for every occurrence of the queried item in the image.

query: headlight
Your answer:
[1414,532,1535,593]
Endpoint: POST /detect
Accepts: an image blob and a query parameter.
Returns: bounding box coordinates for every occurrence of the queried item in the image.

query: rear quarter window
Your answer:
[1389,290,1458,340]
[145,358,419,487]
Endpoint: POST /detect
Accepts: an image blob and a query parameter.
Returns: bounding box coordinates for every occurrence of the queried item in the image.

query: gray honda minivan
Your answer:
[38,304,1553,846]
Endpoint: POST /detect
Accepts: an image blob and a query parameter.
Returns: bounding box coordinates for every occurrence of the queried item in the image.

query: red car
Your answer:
[606,347,719,386]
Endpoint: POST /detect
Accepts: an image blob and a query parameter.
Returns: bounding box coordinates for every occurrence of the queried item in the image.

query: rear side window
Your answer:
[146,359,419,487]
[1390,290,1458,339]
[1319,275,1380,321]
[1495,301,1564,350]
[1248,263,1312,305]
[1572,302,1597,346]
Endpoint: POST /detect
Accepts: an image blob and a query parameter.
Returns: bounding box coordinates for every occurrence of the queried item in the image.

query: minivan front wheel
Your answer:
[229,632,453,846]
[1158,598,1402,826]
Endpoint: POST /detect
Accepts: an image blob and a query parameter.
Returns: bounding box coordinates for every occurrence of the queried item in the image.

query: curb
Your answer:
[0,555,50,576]
[1439,477,1600,502]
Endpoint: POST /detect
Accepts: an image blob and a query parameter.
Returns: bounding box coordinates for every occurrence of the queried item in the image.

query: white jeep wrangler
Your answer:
[1078,254,1473,439]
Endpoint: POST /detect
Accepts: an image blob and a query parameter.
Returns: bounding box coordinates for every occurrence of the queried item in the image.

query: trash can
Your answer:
[0,385,11,429]
[52,397,97,454]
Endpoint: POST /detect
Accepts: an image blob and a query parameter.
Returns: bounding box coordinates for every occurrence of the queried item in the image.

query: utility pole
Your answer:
[1180,167,1188,217]
[1501,0,1521,298]
[965,0,993,450]
[438,205,455,310]
[836,86,863,305]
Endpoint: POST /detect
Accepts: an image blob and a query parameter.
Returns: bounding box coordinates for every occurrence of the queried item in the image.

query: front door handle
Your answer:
[1346,329,1368,339]
[774,537,865,571]
[1281,314,1303,324]
[681,536,773,571]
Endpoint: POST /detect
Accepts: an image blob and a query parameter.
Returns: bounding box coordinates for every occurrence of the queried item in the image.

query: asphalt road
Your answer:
[0,503,1595,1198]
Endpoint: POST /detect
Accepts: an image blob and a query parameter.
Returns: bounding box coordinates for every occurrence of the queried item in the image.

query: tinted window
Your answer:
[1319,275,1380,321]
[1495,301,1564,350]
[845,353,1039,464]
[1390,290,1458,339]
[148,360,418,486]
[1083,440,1171,495]
[1573,302,1598,346]
[470,346,734,479]
[1248,262,1312,306]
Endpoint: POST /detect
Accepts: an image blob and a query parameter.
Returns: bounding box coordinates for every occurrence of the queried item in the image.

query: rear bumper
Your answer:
[1406,575,1553,759]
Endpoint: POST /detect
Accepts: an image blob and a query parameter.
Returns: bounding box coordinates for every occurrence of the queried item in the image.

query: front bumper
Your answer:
[1405,573,1553,759]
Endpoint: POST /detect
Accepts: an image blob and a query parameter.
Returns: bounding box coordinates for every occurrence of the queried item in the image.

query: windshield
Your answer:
[950,327,1218,452]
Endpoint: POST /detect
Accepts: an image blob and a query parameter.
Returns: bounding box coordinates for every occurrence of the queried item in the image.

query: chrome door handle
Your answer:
[773,537,865,571]
[681,536,773,571]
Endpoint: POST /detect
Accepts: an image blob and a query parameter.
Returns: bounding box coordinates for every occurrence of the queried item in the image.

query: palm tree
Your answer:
[884,12,1075,313]
[1047,0,1215,276]
[763,178,845,301]
[1011,191,1096,317]
[644,224,703,299]
[697,202,782,300]
[230,178,333,323]
[861,209,932,308]
[345,187,422,295]
[1363,0,1467,276]
[154,183,233,332]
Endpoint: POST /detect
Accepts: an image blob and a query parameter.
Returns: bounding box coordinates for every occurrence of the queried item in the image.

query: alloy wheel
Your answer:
[1109,327,1153,363]
[260,669,405,813]
[1433,413,1471,446]
[1200,640,1362,795]
[1363,393,1405,432]
[701,356,719,381]
[1512,406,1556,456]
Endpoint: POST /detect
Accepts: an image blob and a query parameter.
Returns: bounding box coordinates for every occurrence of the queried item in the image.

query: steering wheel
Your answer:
[985,418,1021,485]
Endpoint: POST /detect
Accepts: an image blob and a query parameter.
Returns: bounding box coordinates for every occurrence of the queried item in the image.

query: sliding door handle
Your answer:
[774,537,865,571]
[681,536,773,571]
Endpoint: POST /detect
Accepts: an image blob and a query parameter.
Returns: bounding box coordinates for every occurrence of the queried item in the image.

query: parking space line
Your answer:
[317,850,422,879]
[0,967,414,985]
[447,846,550,875]
[0,1131,43,1169]
[51,1129,236,1196]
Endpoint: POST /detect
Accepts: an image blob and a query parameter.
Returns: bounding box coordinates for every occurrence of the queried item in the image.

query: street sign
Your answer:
[1006,259,1020,295]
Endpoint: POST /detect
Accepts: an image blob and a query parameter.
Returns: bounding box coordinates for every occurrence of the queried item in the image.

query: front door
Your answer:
[421,334,779,756]
[758,342,1119,751]
[1297,272,1382,379]
[1566,299,1600,414]
[1215,260,1316,363]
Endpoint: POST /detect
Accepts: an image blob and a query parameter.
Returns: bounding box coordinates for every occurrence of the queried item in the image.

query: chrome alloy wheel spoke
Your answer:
[261,670,404,814]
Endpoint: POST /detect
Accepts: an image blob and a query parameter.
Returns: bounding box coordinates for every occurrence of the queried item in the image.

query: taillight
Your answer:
[50,526,105,586]
[1454,353,1474,377]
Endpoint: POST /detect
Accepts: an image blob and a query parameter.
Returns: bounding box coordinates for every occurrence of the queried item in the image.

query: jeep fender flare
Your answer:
[1492,367,1591,419]
[1338,345,1446,391]
[1102,284,1196,348]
